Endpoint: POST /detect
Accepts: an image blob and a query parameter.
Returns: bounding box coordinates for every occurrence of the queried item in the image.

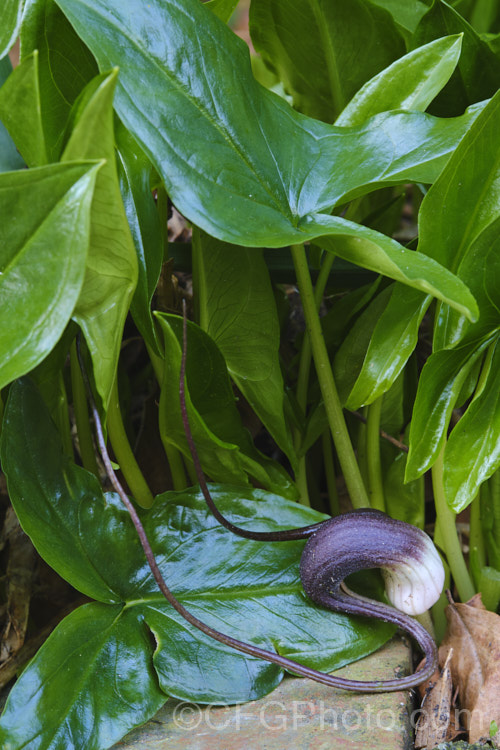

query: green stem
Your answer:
[294,251,335,434]
[293,252,335,506]
[432,445,475,602]
[322,429,339,515]
[295,457,311,507]
[470,490,486,588]
[183,452,198,486]
[415,610,435,639]
[147,344,188,491]
[106,376,154,508]
[70,341,99,477]
[291,243,370,509]
[366,395,386,512]
[431,521,450,642]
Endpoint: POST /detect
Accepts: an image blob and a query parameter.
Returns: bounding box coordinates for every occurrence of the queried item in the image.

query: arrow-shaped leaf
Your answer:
[0,162,100,390]
[0,378,394,748]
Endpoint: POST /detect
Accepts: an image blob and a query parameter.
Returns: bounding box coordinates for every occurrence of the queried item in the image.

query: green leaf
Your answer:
[62,70,138,412]
[0,379,394,746]
[340,286,431,408]
[443,340,500,511]
[249,0,405,122]
[0,56,25,172]
[419,90,500,349]
[193,229,296,465]
[469,0,500,33]
[0,0,26,58]
[115,119,163,354]
[0,376,145,602]
[205,0,239,22]
[333,286,394,406]
[352,88,500,410]
[337,35,463,126]
[0,52,47,167]
[0,602,166,750]
[0,162,100,390]
[412,0,500,116]
[369,0,430,33]
[406,334,495,481]
[20,0,98,162]
[30,323,78,457]
[304,214,478,320]
[156,313,297,498]
[54,0,483,251]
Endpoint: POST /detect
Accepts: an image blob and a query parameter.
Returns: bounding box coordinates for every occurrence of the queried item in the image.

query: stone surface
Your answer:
[112,636,414,750]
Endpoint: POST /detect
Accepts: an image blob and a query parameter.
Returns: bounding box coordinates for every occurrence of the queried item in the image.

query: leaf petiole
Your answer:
[291,242,370,509]
[106,374,154,508]
[432,445,475,602]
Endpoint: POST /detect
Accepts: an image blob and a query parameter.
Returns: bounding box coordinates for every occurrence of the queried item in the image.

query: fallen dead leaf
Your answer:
[415,648,454,749]
[439,593,500,746]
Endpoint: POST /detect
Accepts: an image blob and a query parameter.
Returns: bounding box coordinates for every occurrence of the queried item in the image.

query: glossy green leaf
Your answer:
[0,379,393,746]
[337,35,463,126]
[349,88,500,409]
[20,0,98,162]
[156,313,297,498]
[370,0,430,32]
[193,229,296,465]
[405,92,500,479]
[205,0,239,22]
[443,341,500,511]
[341,286,431,409]
[313,25,455,410]
[406,334,494,481]
[250,0,405,122]
[469,0,500,33]
[0,162,100,390]
[0,0,26,58]
[62,70,138,412]
[334,287,394,406]
[30,323,78,458]
[0,56,25,172]
[0,602,166,750]
[55,0,483,255]
[322,279,382,352]
[115,120,163,354]
[324,33,486,409]
[412,0,500,116]
[306,214,478,320]
[420,90,500,350]
[0,52,47,166]
[434,220,500,352]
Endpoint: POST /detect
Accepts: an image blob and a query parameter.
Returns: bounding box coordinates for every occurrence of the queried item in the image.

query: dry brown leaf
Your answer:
[439,593,500,746]
[415,648,453,749]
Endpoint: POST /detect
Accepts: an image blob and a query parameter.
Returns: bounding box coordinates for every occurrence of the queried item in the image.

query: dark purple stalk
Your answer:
[77,327,438,693]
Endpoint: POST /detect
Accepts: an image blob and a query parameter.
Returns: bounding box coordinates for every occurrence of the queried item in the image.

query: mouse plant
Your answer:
[0,0,499,748]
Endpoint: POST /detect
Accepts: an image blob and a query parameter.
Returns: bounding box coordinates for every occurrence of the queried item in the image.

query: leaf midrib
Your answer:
[308,0,343,116]
[125,581,303,609]
[73,0,293,219]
